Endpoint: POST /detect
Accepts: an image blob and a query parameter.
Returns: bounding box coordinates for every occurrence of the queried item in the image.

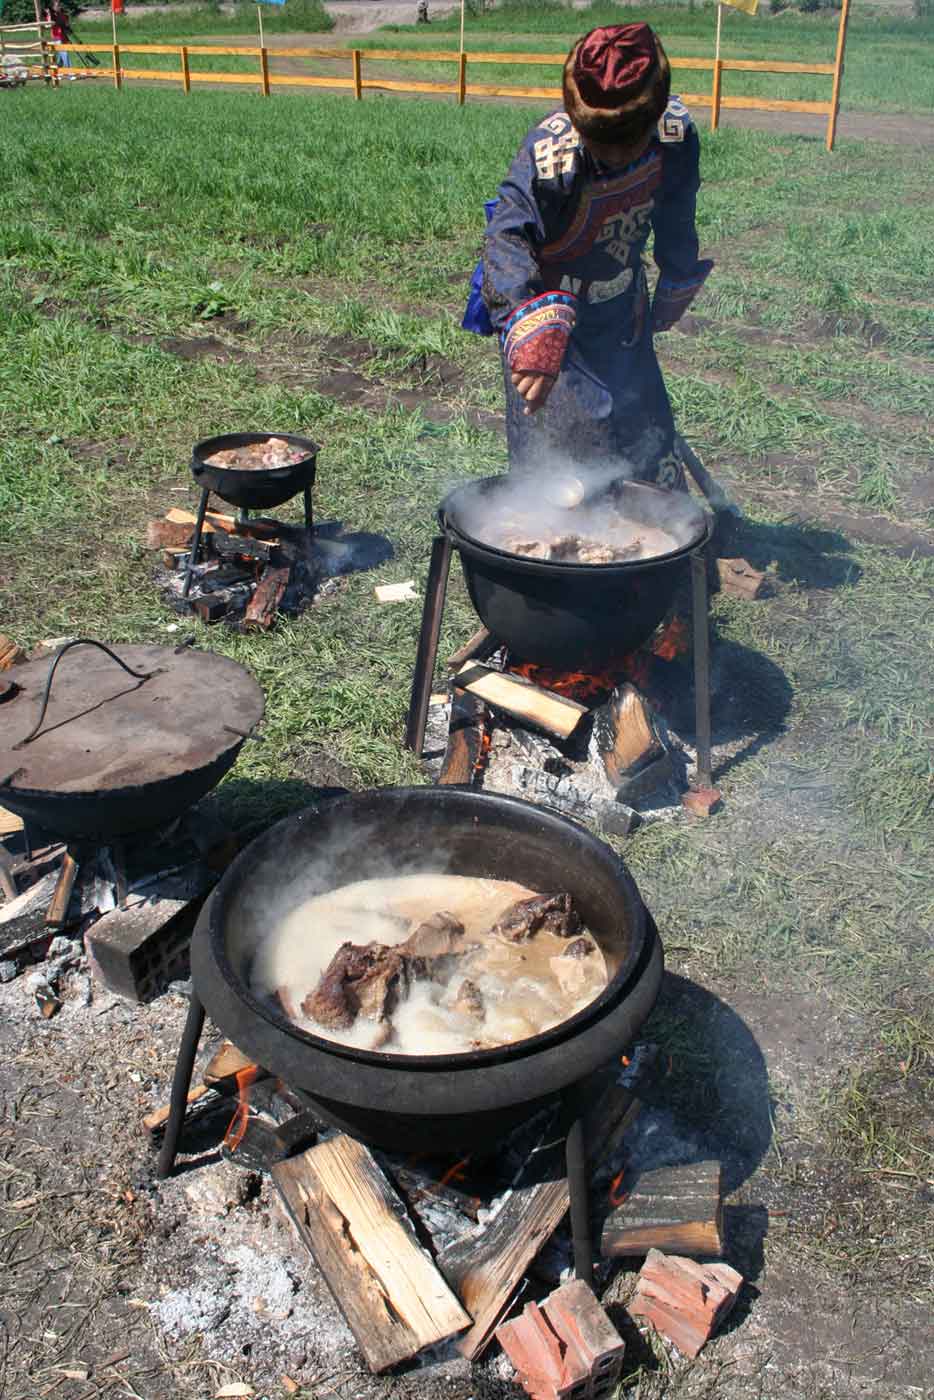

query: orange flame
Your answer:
[609,1169,629,1208]
[223,1064,261,1153]
[651,617,690,662]
[438,1156,471,1190]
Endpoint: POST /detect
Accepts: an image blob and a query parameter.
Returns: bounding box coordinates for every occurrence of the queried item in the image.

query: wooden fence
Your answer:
[0,20,59,83]
[53,0,851,151]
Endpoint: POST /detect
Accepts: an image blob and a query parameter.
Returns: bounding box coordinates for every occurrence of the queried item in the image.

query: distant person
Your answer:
[416,0,430,22]
[466,24,713,491]
[45,4,73,72]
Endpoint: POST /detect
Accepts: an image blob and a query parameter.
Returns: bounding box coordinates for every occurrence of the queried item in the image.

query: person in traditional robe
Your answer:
[466,23,713,491]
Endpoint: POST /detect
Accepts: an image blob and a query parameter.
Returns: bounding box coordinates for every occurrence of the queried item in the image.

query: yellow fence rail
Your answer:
[57,0,852,151]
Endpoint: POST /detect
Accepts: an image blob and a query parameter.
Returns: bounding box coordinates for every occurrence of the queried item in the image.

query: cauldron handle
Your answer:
[12,640,158,749]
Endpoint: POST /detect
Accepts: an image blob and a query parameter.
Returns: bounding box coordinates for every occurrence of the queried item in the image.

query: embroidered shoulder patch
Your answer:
[533,111,581,180]
[657,97,692,144]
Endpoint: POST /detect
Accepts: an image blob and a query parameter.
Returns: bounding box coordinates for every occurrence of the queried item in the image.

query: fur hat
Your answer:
[563,23,671,147]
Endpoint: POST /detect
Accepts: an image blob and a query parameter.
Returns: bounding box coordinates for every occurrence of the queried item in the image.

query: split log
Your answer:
[456,663,587,741]
[716,557,767,601]
[0,805,25,837]
[45,849,79,928]
[627,1248,743,1358]
[0,635,25,671]
[439,691,485,785]
[601,1161,723,1257]
[447,626,495,670]
[594,684,667,790]
[202,1040,267,1090]
[243,564,291,629]
[210,532,281,565]
[438,1077,634,1362]
[273,1135,470,1372]
[165,507,279,540]
[147,519,199,550]
[143,1084,215,1134]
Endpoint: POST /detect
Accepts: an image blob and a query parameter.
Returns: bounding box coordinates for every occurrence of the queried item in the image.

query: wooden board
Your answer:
[601,1161,723,1258]
[438,1137,570,1361]
[273,1136,470,1372]
[0,805,25,837]
[456,663,587,740]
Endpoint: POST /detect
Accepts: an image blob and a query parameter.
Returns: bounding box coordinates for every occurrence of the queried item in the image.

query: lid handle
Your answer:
[12,639,156,750]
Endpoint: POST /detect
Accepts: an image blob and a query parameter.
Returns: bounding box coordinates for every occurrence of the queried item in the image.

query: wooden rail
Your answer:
[55,1,852,151]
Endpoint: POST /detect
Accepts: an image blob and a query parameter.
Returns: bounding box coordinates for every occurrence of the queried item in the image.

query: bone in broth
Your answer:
[250,874,609,1055]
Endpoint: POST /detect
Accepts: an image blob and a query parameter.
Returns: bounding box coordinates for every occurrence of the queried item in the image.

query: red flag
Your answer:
[112,0,124,12]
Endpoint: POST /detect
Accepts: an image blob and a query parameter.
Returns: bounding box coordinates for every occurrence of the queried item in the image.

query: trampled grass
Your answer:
[1,80,933,1357]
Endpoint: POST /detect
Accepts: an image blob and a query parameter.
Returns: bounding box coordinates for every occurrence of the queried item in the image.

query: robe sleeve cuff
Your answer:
[652,259,714,331]
[503,292,577,377]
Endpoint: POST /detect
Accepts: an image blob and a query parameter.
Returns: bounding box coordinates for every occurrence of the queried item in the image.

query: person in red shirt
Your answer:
[45,4,72,71]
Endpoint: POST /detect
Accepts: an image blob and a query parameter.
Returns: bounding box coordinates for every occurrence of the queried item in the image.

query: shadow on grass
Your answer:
[721,513,862,591]
[214,774,351,839]
[597,974,773,1283]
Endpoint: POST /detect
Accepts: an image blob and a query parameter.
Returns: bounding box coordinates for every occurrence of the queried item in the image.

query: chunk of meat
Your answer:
[450,978,484,1021]
[506,538,550,559]
[489,892,581,943]
[302,941,410,1029]
[562,936,594,959]
[400,910,465,960]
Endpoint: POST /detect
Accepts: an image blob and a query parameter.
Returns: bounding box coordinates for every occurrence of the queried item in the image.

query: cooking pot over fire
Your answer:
[440,476,710,669]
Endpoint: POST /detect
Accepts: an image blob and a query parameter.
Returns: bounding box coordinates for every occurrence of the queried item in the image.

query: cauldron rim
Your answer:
[190,788,663,1117]
[440,476,710,577]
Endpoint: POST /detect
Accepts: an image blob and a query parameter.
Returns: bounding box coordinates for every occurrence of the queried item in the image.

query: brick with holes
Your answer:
[497,1280,625,1400]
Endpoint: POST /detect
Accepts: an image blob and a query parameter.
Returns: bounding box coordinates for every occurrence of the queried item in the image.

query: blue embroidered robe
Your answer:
[479,98,712,489]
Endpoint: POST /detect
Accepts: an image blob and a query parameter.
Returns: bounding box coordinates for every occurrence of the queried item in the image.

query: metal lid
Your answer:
[0,642,264,796]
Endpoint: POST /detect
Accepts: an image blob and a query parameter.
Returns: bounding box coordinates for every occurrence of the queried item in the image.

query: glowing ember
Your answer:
[223,1063,262,1152]
[609,1168,629,1208]
[651,617,690,661]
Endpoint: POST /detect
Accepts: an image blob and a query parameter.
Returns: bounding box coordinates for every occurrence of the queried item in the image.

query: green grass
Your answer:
[374,0,934,114]
[59,0,934,114]
[0,81,932,1335]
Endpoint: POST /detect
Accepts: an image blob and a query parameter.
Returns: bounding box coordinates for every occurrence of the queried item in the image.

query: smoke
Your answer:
[444,456,707,559]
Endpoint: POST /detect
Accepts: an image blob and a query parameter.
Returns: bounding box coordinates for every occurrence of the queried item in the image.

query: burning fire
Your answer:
[609,1168,629,1208]
[223,1063,262,1153]
[507,619,689,705]
[652,617,690,662]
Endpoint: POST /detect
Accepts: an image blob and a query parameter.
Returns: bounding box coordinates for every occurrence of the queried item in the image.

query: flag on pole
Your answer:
[720,0,759,13]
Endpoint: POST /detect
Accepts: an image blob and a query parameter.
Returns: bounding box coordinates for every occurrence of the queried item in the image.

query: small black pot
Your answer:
[192,431,318,512]
[440,477,710,669]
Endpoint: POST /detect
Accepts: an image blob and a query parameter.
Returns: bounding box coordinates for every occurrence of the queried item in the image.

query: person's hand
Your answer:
[510,371,555,416]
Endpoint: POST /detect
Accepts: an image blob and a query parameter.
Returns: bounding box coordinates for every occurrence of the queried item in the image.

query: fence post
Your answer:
[112,42,122,90]
[826,0,851,152]
[352,47,361,99]
[710,57,722,131]
[180,44,190,93]
[457,49,466,106]
[259,44,270,96]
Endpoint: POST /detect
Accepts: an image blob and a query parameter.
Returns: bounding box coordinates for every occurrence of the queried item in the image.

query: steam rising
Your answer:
[444,460,707,562]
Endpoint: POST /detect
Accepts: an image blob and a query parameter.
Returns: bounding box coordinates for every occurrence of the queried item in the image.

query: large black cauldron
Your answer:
[189,787,663,1154]
[441,477,710,669]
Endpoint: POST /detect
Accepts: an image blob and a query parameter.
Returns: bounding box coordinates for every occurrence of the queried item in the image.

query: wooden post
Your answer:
[352,47,361,99]
[457,48,466,105]
[180,43,190,92]
[826,0,851,152]
[710,58,722,131]
[711,1,723,132]
[112,42,121,89]
[260,44,270,95]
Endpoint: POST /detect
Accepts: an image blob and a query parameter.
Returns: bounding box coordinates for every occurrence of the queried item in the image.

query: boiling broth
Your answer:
[250,874,609,1055]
